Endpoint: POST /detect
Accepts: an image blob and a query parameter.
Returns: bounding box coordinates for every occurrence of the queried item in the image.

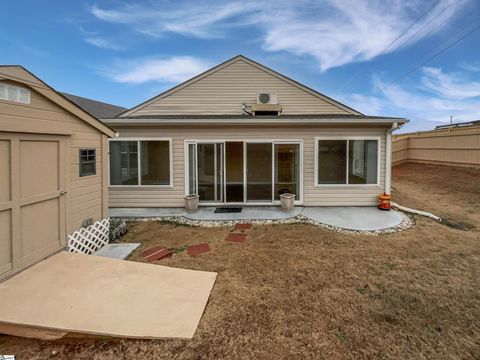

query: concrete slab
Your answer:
[184,206,303,221]
[302,207,403,231]
[109,208,185,218]
[94,243,140,260]
[0,252,217,339]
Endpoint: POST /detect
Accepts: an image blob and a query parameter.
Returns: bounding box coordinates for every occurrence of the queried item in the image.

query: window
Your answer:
[109,140,171,186]
[316,138,378,185]
[348,140,378,184]
[317,140,347,184]
[79,149,96,177]
[0,83,31,104]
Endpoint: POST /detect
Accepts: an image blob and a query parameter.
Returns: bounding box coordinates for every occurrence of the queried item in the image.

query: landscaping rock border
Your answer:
[119,210,414,236]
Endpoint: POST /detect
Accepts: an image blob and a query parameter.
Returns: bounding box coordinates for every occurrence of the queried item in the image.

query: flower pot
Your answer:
[184,194,199,213]
[280,193,295,212]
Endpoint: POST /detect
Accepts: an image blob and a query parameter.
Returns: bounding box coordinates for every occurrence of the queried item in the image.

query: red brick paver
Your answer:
[234,223,252,230]
[187,243,211,256]
[225,233,247,243]
[141,246,172,262]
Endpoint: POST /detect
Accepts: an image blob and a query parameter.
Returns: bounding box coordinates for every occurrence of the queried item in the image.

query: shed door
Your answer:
[0,133,67,280]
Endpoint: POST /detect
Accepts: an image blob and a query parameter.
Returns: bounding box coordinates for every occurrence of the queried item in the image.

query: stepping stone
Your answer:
[141,246,172,262]
[94,243,140,260]
[187,243,211,257]
[234,223,252,230]
[225,233,247,243]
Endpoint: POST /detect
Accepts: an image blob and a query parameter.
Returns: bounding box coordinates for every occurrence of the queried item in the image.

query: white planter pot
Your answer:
[184,194,199,213]
[280,193,295,212]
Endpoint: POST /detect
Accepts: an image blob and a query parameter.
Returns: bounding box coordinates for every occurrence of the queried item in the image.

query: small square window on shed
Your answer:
[79,149,96,177]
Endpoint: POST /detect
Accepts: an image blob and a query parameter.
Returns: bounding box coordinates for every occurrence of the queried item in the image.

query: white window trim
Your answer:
[314,136,381,187]
[108,137,173,188]
[184,139,304,205]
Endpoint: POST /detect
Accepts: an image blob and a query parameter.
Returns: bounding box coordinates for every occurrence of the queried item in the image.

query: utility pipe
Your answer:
[391,201,441,221]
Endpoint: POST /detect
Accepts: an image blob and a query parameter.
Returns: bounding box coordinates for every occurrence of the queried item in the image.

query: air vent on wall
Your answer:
[0,83,31,104]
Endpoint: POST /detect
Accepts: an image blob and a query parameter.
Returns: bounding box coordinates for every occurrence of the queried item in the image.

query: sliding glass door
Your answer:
[187,140,301,204]
[246,143,273,202]
[188,142,223,202]
[274,143,300,200]
[225,142,244,202]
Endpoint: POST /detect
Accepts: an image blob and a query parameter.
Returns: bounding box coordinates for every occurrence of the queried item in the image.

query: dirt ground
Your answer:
[1,163,479,359]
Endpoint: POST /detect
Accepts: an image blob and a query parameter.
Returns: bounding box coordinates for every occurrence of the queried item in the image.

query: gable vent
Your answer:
[0,83,31,104]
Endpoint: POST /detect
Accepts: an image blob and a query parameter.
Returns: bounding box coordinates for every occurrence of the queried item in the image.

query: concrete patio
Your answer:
[109,206,404,231]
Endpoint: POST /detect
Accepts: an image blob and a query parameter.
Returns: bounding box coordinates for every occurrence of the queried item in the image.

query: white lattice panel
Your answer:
[68,218,110,254]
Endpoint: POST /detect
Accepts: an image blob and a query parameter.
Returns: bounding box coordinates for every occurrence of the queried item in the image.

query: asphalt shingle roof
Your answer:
[61,92,126,119]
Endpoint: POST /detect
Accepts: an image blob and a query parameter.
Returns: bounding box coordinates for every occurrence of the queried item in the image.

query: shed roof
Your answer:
[0,65,116,137]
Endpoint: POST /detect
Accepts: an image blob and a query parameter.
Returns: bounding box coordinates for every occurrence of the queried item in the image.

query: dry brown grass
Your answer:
[1,163,479,359]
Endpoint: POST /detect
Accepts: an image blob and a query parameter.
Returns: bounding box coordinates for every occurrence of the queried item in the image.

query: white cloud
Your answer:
[100,56,211,84]
[90,2,257,39]
[85,37,124,50]
[421,67,480,99]
[458,61,480,72]
[90,0,469,70]
[341,66,480,132]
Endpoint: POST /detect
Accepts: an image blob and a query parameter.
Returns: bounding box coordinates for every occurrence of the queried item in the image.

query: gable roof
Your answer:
[0,65,116,137]
[119,55,362,117]
[61,92,126,118]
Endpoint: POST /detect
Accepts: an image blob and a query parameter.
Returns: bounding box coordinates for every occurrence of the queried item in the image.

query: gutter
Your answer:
[101,117,408,126]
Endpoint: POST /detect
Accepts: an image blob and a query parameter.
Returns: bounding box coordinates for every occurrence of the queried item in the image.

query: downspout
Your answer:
[385,122,398,195]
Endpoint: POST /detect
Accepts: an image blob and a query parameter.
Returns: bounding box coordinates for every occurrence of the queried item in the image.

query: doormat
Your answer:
[214,207,243,213]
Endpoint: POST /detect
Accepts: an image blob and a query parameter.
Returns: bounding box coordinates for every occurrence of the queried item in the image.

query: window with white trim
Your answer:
[316,139,378,185]
[0,83,31,104]
[109,140,171,186]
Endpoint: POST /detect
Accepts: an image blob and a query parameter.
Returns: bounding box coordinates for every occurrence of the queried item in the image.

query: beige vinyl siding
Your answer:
[0,81,106,233]
[109,125,387,207]
[127,59,353,116]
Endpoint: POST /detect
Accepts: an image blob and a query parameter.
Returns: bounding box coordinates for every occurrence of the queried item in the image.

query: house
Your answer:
[102,55,406,209]
[0,66,116,280]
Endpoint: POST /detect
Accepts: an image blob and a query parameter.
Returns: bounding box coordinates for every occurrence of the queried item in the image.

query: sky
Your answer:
[1,0,480,132]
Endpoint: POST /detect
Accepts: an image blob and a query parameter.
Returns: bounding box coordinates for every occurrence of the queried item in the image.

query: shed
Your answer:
[0,66,116,280]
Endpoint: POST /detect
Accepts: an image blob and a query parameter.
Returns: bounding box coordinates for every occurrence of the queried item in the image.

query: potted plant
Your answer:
[280,193,295,212]
[184,194,199,213]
